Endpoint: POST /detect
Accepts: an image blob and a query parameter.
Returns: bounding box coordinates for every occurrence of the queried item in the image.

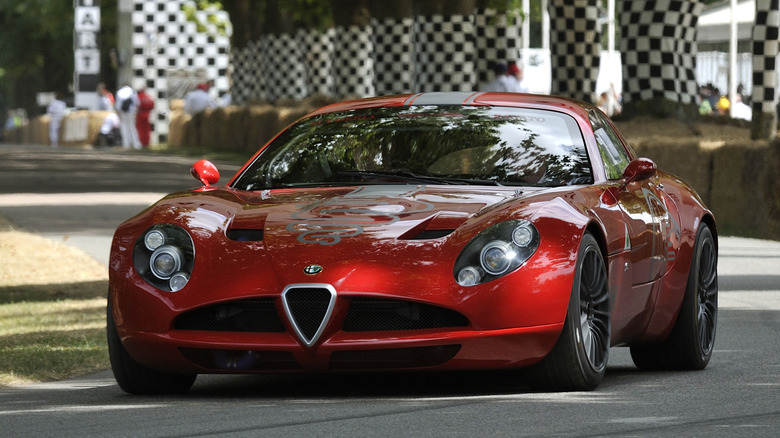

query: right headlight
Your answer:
[133,224,195,292]
[453,219,539,287]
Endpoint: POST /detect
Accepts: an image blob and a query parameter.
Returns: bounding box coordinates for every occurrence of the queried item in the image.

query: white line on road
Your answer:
[0,192,166,207]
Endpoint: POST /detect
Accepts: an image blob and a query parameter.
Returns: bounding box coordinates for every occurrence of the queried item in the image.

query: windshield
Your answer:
[232,105,592,190]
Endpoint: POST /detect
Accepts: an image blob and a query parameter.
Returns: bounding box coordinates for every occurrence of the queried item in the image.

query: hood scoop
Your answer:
[226,229,264,241]
[398,213,466,240]
[404,228,455,240]
[226,214,267,241]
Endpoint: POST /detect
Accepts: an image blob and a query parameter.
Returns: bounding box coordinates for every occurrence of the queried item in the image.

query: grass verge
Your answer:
[0,217,109,388]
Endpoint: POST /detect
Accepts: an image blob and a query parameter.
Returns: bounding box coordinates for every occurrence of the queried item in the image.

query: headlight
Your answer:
[144,229,165,250]
[150,245,183,279]
[454,219,539,286]
[133,224,194,292]
[480,241,515,275]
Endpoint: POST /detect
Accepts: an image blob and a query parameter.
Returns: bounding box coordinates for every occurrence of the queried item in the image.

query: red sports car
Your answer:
[107,92,718,394]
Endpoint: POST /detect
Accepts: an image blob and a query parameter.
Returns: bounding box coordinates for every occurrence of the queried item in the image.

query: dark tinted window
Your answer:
[233,106,593,190]
[589,110,631,180]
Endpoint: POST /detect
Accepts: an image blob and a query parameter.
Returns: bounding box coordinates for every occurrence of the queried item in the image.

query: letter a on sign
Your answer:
[75,7,100,32]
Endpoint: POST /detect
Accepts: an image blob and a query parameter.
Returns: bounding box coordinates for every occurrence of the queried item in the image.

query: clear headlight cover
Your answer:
[454,219,539,286]
[133,224,194,292]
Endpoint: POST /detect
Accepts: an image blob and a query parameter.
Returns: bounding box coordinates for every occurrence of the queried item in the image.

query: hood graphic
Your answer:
[207,185,532,247]
[286,186,436,245]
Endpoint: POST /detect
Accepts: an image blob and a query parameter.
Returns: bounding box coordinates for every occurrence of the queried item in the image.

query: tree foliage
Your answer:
[0,0,117,116]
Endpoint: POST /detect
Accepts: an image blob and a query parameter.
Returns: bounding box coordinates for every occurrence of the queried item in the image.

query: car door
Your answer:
[589,110,676,286]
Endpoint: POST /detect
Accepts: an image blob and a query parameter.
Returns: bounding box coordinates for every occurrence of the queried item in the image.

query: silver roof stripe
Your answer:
[403,92,486,106]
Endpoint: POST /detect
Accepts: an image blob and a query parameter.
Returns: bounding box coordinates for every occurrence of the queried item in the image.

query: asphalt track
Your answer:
[0,144,778,437]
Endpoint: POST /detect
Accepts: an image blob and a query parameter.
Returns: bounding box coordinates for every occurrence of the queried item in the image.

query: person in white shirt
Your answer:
[184,83,217,115]
[506,63,530,93]
[46,93,67,148]
[115,84,142,149]
[482,62,513,92]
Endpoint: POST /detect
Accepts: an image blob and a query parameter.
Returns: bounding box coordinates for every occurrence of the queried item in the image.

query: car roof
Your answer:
[306,92,596,121]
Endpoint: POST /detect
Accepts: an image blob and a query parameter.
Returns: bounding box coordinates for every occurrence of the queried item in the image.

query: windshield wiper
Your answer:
[335,170,503,186]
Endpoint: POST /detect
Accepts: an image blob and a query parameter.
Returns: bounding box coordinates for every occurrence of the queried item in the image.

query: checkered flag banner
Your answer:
[548,0,601,102]
[752,0,780,114]
[620,0,703,106]
[371,16,416,95]
[414,14,476,92]
[299,28,336,97]
[129,0,230,144]
[474,8,523,89]
[332,25,375,98]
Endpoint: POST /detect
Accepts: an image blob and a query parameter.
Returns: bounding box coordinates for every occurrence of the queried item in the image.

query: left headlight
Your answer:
[133,224,195,292]
[454,219,539,286]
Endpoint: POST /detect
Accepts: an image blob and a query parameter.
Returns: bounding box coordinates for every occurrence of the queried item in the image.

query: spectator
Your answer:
[115,83,142,149]
[136,86,155,147]
[716,95,730,115]
[482,62,511,92]
[506,63,530,93]
[97,83,115,111]
[46,92,67,148]
[97,112,121,147]
[184,83,217,115]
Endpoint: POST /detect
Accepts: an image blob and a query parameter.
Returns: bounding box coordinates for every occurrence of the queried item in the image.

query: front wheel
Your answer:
[525,233,610,391]
[630,223,717,370]
[107,297,196,394]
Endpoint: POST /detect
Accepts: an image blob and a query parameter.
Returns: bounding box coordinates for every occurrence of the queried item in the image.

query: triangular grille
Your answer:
[282,285,336,347]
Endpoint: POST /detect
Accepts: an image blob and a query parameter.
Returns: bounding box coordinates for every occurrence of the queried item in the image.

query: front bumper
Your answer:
[118,320,563,374]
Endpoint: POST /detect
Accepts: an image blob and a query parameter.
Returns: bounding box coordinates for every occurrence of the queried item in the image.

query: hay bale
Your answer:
[200,107,227,149]
[168,109,191,147]
[710,143,774,238]
[245,105,279,153]
[222,106,252,153]
[632,138,712,205]
[758,142,780,239]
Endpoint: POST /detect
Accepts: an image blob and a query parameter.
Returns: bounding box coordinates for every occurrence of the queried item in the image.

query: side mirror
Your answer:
[191,160,220,187]
[620,158,657,189]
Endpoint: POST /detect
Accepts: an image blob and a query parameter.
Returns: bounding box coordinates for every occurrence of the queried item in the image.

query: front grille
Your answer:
[174,298,285,332]
[283,286,336,346]
[343,298,469,332]
[329,345,461,370]
[180,348,300,371]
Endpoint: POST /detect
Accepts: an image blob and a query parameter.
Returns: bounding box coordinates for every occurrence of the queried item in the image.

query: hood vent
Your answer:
[226,229,264,241]
[281,284,337,347]
[406,229,455,240]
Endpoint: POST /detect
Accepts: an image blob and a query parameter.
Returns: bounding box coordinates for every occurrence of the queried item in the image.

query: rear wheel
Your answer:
[630,224,717,370]
[107,297,196,394]
[525,233,610,391]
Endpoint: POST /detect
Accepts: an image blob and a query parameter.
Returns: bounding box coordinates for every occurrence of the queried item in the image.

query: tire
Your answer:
[525,233,610,391]
[630,223,718,370]
[107,297,196,394]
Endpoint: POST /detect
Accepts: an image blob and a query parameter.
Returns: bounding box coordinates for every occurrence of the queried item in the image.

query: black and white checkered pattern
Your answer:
[548,0,601,102]
[414,14,476,92]
[371,17,416,95]
[619,0,702,106]
[474,8,522,89]
[299,28,335,97]
[230,41,261,104]
[258,32,308,101]
[752,0,780,114]
[332,25,375,98]
[129,0,230,144]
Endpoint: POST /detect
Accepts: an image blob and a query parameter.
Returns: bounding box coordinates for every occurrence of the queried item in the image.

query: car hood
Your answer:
[188,185,527,245]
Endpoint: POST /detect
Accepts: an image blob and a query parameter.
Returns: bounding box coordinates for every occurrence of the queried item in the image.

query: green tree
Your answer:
[0,1,73,115]
[0,0,116,117]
